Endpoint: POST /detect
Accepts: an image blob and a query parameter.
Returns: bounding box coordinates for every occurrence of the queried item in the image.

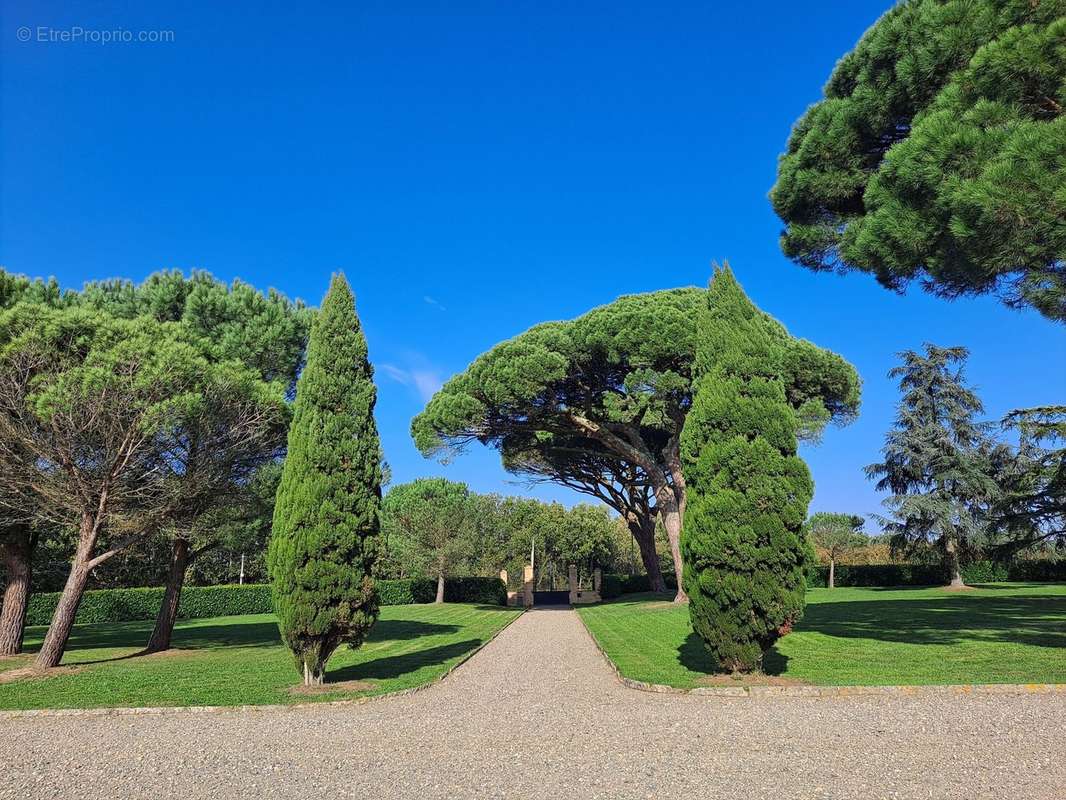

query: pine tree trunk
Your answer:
[629,517,666,593]
[435,571,445,604]
[659,497,688,603]
[145,539,191,653]
[945,538,966,589]
[34,515,96,670]
[0,526,33,656]
[828,558,835,590]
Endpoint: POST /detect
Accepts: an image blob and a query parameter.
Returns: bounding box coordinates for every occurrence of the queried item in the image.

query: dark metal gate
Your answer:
[532,590,570,606]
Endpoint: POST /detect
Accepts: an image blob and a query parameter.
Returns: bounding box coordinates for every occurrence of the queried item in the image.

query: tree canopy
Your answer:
[412,284,860,600]
[866,345,1003,587]
[993,405,1066,554]
[382,478,471,603]
[0,303,217,667]
[771,0,1066,322]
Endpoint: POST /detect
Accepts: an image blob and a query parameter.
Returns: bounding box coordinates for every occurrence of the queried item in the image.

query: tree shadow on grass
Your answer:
[370,619,460,642]
[327,639,481,683]
[800,595,1066,649]
[677,632,792,677]
[56,619,465,666]
[676,593,1064,677]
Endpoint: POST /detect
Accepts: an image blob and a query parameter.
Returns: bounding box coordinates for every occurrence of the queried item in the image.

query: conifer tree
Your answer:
[268,274,382,685]
[680,266,812,673]
[866,345,1000,588]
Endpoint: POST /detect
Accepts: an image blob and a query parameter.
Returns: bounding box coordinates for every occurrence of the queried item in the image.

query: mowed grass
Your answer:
[577,583,1066,688]
[0,603,520,710]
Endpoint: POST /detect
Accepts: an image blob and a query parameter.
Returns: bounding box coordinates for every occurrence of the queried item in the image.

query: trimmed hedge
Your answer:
[375,577,507,606]
[600,572,678,600]
[26,576,507,627]
[804,560,1066,588]
[602,561,1066,599]
[26,584,274,626]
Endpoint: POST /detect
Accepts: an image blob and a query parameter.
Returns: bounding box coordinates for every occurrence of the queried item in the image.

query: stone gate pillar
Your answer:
[568,564,579,604]
[522,564,534,608]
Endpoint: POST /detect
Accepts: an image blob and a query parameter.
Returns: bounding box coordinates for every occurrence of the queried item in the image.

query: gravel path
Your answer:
[2,607,1063,800]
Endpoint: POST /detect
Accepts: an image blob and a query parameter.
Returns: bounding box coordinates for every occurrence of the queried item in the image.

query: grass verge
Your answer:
[0,602,521,710]
[577,583,1066,688]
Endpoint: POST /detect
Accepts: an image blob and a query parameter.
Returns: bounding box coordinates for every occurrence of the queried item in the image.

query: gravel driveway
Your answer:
[2,606,1063,800]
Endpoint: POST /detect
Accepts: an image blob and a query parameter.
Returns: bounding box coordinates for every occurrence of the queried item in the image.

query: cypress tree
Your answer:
[268,274,382,686]
[679,266,812,673]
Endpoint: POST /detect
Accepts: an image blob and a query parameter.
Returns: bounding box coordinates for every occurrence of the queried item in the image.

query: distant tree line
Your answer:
[379,477,638,596]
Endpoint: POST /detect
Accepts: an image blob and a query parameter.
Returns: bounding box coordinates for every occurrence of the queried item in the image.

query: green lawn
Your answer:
[577,583,1066,688]
[0,603,521,710]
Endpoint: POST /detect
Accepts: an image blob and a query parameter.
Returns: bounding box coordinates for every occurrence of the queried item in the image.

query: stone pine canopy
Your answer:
[411,286,860,468]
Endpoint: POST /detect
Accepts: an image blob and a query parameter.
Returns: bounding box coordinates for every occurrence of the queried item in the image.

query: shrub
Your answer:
[443,576,507,605]
[600,574,623,600]
[1010,560,1066,582]
[804,561,1066,588]
[680,268,813,672]
[376,578,436,606]
[25,576,507,627]
[26,584,275,627]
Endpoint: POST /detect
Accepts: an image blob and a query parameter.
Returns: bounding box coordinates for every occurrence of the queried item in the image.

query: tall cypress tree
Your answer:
[679,267,812,673]
[268,274,382,686]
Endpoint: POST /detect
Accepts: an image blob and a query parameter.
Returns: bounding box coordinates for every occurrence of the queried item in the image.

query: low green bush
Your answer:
[26,576,508,627]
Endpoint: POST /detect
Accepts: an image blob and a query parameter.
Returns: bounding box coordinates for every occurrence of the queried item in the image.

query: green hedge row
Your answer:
[600,572,678,600]
[26,576,507,626]
[26,584,275,626]
[376,576,506,606]
[598,561,1066,600]
[804,560,1066,588]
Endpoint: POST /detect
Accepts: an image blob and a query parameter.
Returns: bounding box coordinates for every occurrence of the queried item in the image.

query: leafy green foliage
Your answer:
[807,513,868,560]
[680,268,813,672]
[866,345,1003,586]
[381,479,470,597]
[24,577,508,626]
[267,275,382,683]
[771,0,1066,321]
[25,584,276,626]
[412,284,859,599]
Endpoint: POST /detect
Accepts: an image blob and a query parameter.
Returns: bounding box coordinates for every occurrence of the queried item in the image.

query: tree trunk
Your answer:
[628,516,666,593]
[945,537,965,589]
[303,661,324,686]
[0,526,33,656]
[34,515,97,670]
[145,539,191,653]
[828,558,835,590]
[435,570,445,604]
[658,494,688,603]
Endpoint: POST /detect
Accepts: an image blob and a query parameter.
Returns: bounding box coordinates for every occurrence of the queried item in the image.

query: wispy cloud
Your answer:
[380,362,444,402]
[424,295,447,312]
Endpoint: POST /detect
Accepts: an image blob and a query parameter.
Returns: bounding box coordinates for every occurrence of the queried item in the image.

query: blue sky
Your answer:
[3,0,1063,524]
